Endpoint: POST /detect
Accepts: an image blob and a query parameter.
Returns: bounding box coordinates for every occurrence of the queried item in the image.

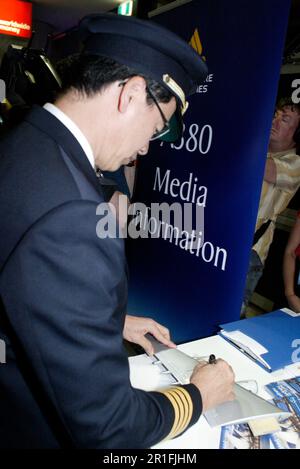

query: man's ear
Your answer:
[118,76,147,113]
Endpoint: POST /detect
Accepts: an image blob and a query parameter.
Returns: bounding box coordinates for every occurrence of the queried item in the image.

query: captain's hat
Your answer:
[79,13,207,141]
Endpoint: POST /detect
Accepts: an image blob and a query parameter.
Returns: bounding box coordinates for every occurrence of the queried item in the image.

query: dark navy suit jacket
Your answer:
[0,107,201,448]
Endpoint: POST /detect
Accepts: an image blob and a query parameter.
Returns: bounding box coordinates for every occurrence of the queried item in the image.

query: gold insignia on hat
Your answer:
[163,74,189,115]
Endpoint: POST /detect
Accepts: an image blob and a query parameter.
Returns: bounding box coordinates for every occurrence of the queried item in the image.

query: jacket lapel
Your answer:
[25,106,104,198]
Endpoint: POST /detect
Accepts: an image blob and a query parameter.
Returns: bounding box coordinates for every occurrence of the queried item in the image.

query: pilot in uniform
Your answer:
[0,13,208,448]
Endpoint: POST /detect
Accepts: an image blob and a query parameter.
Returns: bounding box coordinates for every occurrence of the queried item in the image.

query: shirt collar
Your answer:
[43,102,95,170]
[268,147,297,157]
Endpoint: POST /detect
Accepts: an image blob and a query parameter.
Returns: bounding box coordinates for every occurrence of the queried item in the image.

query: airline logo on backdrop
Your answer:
[189,28,213,94]
[189,28,206,62]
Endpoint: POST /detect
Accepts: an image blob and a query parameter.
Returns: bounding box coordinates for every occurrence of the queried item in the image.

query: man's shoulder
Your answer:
[0,111,58,159]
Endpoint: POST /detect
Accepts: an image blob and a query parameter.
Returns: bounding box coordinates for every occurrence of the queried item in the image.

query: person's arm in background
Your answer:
[106,163,177,354]
[264,158,277,184]
[266,152,300,191]
[283,214,300,313]
[104,165,133,234]
[124,164,136,199]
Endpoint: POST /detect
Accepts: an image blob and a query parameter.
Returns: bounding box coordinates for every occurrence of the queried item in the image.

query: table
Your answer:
[129,335,300,449]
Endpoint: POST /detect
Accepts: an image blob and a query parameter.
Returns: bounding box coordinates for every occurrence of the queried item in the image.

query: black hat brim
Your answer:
[159,108,183,143]
[79,13,208,103]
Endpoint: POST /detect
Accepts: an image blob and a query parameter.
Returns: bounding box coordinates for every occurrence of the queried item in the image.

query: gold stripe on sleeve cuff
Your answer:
[163,389,186,438]
[171,387,193,435]
[158,386,193,440]
[161,390,182,439]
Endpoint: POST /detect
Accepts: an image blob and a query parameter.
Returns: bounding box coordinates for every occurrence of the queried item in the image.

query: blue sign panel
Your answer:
[127,0,291,342]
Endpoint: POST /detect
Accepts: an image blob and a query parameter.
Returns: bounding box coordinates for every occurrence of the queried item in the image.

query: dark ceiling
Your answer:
[282,0,300,62]
[28,0,300,62]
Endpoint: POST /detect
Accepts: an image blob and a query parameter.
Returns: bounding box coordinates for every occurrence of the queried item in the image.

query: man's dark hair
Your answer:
[55,53,173,105]
[276,97,300,148]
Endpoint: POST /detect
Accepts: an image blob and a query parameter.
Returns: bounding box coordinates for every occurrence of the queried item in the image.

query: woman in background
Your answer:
[283,211,300,313]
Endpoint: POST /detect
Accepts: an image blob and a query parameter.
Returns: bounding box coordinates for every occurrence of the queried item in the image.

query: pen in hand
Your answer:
[209,354,217,364]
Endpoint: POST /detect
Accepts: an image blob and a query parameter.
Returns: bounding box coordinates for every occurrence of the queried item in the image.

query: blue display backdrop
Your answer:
[127,0,291,342]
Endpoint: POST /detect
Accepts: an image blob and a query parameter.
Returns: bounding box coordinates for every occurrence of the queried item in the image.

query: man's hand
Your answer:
[190,359,235,412]
[287,294,300,314]
[123,315,176,355]
[264,158,277,184]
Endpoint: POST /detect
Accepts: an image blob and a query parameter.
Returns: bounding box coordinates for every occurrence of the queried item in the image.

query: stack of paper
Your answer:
[219,309,300,372]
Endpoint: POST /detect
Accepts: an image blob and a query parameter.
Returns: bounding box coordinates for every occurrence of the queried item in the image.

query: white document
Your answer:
[204,383,291,428]
[220,329,271,370]
[140,339,290,428]
[281,307,300,317]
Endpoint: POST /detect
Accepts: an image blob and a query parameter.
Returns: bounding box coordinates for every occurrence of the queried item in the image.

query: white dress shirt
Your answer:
[43,102,95,170]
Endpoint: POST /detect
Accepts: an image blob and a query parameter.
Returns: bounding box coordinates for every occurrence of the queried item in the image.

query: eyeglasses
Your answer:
[118,81,171,141]
[146,87,170,141]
